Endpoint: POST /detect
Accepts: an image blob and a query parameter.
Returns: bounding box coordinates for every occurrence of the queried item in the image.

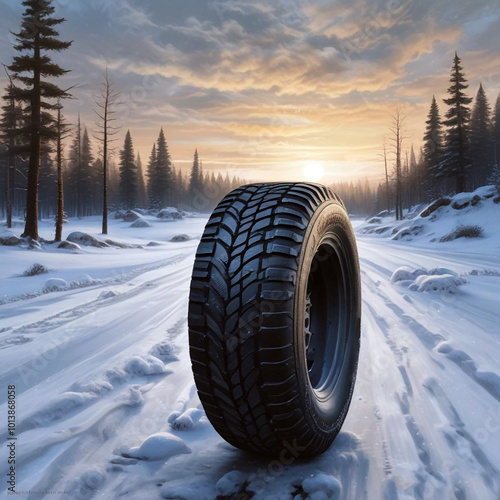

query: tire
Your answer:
[188,182,361,457]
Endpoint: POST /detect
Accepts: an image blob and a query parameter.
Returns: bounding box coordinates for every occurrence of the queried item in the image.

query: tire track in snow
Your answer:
[0,253,191,349]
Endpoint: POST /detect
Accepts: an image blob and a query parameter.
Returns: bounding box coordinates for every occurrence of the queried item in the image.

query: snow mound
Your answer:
[70,469,105,499]
[130,218,152,228]
[98,289,119,300]
[104,238,142,249]
[409,274,466,294]
[392,267,465,294]
[391,266,427,283]
[43,278,69,292]
[27,391,98,427]
[146,241,162,247]
[215,470,247,496]
[67,232,110,248]
[150,341,179,363]
[170,234,191,242]
[302,473,342,499]
[127,432,191,461]
[123,355,166,376]
[157,207,183,220]
[169,408,205,431]
[57,240,81,251]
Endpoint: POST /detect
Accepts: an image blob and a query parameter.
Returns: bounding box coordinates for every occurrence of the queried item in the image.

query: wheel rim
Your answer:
[304,234,350,399]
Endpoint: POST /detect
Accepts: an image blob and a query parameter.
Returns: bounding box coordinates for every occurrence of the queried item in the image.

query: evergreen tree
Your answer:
[488,164,500,192]
[422,96,444,198]
[81,128,94,215]
[118,130,137,209]
[189,148,202,208]
[68,116,82,217]
[439,52,473,193]
[55,102,70,242]
[469,84,493,188]
[1,77,25,228]
[136,153,147,208]
[155,128,173,207]
[147,143,158,209]
[8,0,72,239]
[493,93,500,168]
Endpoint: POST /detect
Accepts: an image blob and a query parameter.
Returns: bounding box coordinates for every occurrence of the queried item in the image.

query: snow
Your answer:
[359,185,500,245]
[302,473,342,499]
[0,208,499,499]
[130,218,152,228]
[408,274,466,294]
[43,277,69,292]
[215,470,247,496]
[125,432,191,461]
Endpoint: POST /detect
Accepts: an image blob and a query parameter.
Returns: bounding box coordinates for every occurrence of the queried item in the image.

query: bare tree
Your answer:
[388,107,407,221]
[93,70,120,234]
[54,100,71,242]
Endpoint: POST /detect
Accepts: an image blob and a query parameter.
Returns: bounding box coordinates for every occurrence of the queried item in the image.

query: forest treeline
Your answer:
[0,0,246,240]
[1,2,499,240]
[376,52,500,220]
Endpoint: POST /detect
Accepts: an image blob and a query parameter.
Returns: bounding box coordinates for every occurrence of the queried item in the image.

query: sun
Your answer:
[303,162,325,182]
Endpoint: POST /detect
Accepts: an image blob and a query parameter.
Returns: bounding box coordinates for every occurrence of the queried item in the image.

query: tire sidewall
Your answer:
[293,200,361,436]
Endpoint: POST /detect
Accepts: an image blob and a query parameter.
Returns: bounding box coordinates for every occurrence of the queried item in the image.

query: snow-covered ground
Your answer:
[0,207,499,500]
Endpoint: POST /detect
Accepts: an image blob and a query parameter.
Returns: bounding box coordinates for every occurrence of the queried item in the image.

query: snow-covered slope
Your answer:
[359,185,500,247]
[0,212,499,499]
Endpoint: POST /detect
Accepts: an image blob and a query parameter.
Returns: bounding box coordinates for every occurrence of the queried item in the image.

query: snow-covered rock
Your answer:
[409,274,466,294]
[157,207,183,220]
[0,234,22,246]
[169,408,205,431]
[391,267,427,283]
[215,471,247,496]
[130,218,152,228]
[128,432,191,461]
[67,232,110,248]
[302,473,342,499]
[57,240,81,251]
[170,234,191,242]
[43,278,69,292]
[123,210,142,222]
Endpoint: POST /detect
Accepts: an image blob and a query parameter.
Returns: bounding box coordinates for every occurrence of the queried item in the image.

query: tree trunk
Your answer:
[55,107,64,242]
[22,33,41,240]
[102,105,108,235]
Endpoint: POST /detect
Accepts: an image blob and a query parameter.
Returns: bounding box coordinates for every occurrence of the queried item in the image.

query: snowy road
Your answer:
[1,217,499,499]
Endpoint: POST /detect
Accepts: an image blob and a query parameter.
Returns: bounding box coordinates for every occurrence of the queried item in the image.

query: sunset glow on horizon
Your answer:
[1,0,499,183]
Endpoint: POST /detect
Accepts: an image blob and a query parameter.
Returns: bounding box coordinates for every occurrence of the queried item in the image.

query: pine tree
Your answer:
[439,52,473,193]
[81,128,94,215]
[1,76,25,228]
[136,153,147,208]
[422,96,444,199]
[155,128,173,207]
[493,93,500,168]
[55,102,70,242]
[469,84,493,188]
[69,116,82,217]
[8,0,72,239]
[189,148,202,209]
[118,130,137,209]
[147,143,158,209]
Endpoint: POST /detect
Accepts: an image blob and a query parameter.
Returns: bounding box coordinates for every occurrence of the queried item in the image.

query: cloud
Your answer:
[0,0,498,182]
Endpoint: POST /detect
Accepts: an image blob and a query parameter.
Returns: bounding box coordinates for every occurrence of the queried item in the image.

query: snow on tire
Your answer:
[188,183,361,456]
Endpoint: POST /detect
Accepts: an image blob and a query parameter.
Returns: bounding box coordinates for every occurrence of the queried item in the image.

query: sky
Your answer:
[0,0,499,183]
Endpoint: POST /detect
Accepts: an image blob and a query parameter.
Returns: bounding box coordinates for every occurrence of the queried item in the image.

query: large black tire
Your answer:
[188,183,361,457]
